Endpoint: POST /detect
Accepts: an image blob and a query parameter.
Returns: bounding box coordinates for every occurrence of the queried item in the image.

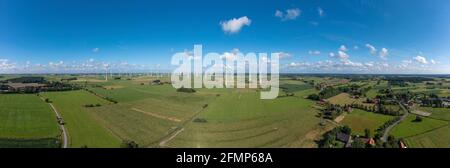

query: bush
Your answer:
[414,116,423,122]
[120,140,139,148]
[177,87,196,93]
[193,118,207,123]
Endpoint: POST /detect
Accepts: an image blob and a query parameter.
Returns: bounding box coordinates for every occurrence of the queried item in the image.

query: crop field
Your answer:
[390,114,449,138]
[404,125,450,148]
[1,74,449,148]
[88,85,214,146]
[418,107,450,121]
[0,94,60,147]
[340,109,393,135]
[327,93,356,105]
[41,91,121,147]
[167,87,322,147]
[0,94,59,139]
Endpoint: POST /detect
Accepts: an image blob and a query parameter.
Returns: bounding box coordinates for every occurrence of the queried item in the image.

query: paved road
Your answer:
[381,100,409,142]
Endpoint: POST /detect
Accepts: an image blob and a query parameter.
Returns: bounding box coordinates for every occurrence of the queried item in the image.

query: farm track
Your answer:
[40,96,68,148]
[131,108,181,122]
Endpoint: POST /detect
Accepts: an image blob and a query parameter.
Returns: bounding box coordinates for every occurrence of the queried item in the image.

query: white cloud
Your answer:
[329,52,335,57]
[354,46,359,50]
[430,59,436,64]
[337,51,350,60]
[276,52,293,59]
[339,45,348,52]
[275,8,301,21]
[379,48,389,59]
[220,16,251,34]
[0,59,16,71]
[414,55,428,64]
[365,44,377,55]
[308,50,321,55]
[92,48,100,53]
[318,7,324,17]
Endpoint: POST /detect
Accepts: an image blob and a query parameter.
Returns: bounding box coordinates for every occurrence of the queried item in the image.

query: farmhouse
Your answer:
[4,83,47,93]
[336,132,352,146]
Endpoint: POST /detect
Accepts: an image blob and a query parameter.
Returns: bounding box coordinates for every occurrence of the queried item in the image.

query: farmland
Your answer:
[340,109,394,136]
[390,115,448,138]
[404,125,450,148]
[0,94,60,147]
[0,74,449,148]
[41,91,121,147]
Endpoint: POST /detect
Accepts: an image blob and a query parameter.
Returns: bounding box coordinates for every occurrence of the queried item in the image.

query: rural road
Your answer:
[40,96,69,148]
[381,100,409,142]
[48,103,69,148]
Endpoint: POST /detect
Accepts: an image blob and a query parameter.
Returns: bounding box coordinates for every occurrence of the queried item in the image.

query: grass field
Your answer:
[390,114,449,138]
[167,87,322,147]
[327,93,356,105]
[0,94,59,139]
[42,91,121,147]
[88,84,213,147]
[404,125,450,148]
[418,107,450,121]
[340,109,393,135]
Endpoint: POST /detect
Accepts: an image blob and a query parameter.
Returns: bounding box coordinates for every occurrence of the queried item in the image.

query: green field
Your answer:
[0,94,59,139]
[390,114,449,138]
[167,88,322,147]
[41,91,121,147]
[0,94,60,147]
[340,109,393,135]
[404,125,450,148]
[418,107,450,121]
[327,93,356,105]
[88,84,213,147]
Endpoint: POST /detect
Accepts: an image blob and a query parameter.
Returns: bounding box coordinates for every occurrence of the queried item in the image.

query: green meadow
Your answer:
[41,91,121,148]
[390,114,449,138]
[340,109,394,136]
[0,94,60,147]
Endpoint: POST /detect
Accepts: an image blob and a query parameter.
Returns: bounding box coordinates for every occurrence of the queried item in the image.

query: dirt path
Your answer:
[159,128,184,147]
[48,103,69,148]
[131,108,181,122]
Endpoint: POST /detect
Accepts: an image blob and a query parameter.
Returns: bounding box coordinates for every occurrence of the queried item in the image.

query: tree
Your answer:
[120,140,139,148]
[351,138,366,148]
[414,116,423,122]
[364,129,371,138]
[341,125,352,135]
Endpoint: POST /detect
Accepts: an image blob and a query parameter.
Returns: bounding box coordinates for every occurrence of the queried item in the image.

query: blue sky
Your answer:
[0,0,449,73]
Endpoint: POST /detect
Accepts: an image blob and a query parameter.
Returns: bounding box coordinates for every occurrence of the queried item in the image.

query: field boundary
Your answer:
[131,108,181,122]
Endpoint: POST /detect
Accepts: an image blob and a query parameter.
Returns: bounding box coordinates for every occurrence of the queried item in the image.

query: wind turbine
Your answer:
[103,63,110,81]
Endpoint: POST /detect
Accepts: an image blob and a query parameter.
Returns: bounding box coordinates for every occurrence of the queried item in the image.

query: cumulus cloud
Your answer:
[220,16,252,34]
[276,52,293,59]
[275,8,301,21]
[339,45,348,52]
[430,59,436,64]
[308,50,321,55]
[379,48,389,59]
[329,52,335,57]
[0,59,16,71]
[414,55,428,64]
[365,44,377,55]
[337,51,350,60]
